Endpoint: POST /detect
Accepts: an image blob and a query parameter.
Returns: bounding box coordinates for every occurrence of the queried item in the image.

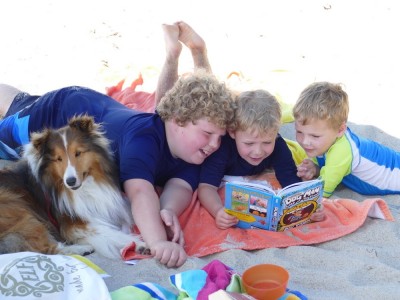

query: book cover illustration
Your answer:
[224,179,323,232]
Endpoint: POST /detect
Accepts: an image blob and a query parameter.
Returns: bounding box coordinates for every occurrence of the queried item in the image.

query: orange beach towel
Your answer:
[122,173,394,260]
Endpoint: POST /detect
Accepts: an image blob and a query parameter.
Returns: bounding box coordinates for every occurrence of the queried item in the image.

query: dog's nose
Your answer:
[66,177,77,187]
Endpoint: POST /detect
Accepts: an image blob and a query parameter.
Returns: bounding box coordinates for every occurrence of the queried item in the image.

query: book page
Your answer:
[275,179,323,231]
[224,182,277,230]
[278,179,322,196]
[229,181,275,194]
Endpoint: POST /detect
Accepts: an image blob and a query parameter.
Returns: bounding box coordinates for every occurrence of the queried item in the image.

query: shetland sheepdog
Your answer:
[0,115,148,259]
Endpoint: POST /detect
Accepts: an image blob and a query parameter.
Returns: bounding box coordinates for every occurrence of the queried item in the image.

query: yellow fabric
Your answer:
[275,93,295,124]
[111,286,156,300]
[284,138,308,166]
[319,134,353,198]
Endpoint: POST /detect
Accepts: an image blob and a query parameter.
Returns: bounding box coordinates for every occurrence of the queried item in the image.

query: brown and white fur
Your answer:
[0,115,148,259]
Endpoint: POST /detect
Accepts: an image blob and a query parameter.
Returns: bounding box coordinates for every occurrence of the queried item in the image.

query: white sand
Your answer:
[1,1,400,299]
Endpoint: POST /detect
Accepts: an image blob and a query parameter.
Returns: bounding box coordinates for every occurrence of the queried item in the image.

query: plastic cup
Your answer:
[242,264,289,300]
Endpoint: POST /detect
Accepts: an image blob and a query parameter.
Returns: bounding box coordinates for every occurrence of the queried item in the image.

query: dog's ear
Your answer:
[68,115,96,133]
[30,129,52,154]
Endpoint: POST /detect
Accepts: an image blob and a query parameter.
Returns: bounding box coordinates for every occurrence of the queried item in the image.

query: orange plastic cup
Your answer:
[242,264,289,300]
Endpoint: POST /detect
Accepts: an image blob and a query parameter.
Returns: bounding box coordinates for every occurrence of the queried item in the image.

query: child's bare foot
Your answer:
[177,21,211,72]
[177,21,206,51]
[162,23,182,62]
[0,84,21,117]
[155,23,182,104]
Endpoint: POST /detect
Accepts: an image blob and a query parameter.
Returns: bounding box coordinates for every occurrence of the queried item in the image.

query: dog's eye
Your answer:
[57,156,62,162]
[75,151,81,157]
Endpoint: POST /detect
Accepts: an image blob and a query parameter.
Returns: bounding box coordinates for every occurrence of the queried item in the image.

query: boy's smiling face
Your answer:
[230,128,277,166]
[295,118,346,158]
[168,117,226,165]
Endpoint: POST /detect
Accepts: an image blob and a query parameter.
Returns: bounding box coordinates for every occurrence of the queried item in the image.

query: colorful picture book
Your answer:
[224,178,324,231]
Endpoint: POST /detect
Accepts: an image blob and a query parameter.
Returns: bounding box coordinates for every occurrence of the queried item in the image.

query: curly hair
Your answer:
[157,69,236,130]
[234,89,281,134]
[293,81,349,130]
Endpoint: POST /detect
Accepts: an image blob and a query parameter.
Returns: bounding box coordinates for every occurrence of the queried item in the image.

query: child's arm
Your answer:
[160,209,184,245]
[124,178,187,268]
[318,137,352,197]
[310,203,325,222]
[160,178,193,245]
[198,183,238,229]
[319,158,351,198]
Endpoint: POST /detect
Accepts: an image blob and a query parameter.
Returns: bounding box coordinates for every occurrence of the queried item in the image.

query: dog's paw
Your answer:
[136,245,151,255]
[58,243,95,256]
[135,240,151,255]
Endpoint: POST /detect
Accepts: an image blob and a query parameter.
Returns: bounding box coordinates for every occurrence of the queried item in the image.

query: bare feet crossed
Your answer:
[155,21,212,104]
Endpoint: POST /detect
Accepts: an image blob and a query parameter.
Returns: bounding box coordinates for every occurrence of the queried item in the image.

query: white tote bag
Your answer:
[0,252,111,300]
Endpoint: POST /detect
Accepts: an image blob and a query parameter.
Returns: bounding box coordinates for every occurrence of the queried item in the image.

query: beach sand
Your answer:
[1,1,399,299]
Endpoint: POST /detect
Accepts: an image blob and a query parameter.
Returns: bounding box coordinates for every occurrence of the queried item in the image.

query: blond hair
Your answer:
[293,81,349,130]
[234,89,281,134]
[157,69,236,130]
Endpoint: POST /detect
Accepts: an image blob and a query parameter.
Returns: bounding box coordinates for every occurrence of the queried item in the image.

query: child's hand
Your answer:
[160,209,185,246]
[215,207,239,229]
[150,240,187,268]
[297,158,318,180]
[310,203,326,222]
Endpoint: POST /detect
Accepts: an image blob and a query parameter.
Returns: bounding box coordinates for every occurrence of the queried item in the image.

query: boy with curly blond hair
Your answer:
[1,74,236,274]
[0,21,238,268]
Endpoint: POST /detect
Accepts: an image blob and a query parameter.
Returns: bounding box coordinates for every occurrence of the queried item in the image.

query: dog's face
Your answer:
[44,129,98,190]
[24,116,113,193]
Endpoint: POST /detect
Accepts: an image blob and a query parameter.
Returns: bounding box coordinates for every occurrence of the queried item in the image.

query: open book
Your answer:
[224,178,324,231]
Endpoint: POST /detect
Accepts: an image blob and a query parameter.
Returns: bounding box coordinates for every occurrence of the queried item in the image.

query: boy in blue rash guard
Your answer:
[198,89,302,229]
[0,22,236,268]
[0,86,202,188]
[293,81,400,197]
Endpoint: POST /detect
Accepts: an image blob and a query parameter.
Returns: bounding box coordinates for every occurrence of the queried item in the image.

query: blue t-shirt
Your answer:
[0,86,200,190]
[200,134,301,187]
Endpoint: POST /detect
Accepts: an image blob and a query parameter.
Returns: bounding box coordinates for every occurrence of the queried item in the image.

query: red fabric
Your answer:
[106,74,156,113]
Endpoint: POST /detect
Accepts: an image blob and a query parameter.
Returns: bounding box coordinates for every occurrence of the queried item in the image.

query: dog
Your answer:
[0,115,148,259]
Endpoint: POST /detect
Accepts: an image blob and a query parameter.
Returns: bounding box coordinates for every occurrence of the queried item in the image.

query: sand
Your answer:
[1,1,399,299]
